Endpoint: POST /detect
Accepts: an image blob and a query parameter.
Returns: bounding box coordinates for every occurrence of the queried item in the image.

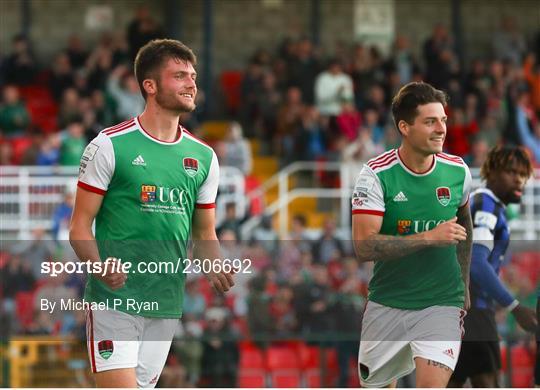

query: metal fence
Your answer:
[0,165,246,239]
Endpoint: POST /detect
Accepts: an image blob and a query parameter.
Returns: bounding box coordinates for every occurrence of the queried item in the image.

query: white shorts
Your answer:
[358,301,465,388]
[86,308,178,388]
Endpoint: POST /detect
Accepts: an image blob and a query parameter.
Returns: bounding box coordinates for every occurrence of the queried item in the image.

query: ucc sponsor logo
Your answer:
[397,219,445,235]
[141,185,189,206]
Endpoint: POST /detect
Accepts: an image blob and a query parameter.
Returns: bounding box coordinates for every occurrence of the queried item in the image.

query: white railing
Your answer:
[0,166,245,239]
[241,162,540,240]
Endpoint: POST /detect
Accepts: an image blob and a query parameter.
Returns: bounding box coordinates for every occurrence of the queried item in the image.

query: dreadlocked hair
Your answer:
[480,145,534,181]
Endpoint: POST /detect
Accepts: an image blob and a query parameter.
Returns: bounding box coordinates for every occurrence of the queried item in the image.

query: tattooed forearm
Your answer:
[456,206,473,288]
[427,359,451,371]
[354,233,430,262]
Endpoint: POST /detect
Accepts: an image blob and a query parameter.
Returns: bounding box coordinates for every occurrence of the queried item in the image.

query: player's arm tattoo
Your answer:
[354,234,429,262]
[456,204,473,289]
[427,359,451,372]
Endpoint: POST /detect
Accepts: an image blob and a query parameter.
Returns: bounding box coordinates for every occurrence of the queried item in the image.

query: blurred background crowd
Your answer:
[1,4,539,388]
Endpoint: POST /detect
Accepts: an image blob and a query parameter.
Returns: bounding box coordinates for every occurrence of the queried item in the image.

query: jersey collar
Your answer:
[135,116,184,145]
[396,148,437,177]
[474,188,506,208]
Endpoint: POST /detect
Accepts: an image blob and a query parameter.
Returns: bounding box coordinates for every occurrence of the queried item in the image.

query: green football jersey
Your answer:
[78,117,219,318]
[352,149,472,310]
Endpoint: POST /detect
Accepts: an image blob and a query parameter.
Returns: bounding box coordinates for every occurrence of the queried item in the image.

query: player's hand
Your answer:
[97,257,127,290]
[424,217,467,246]
[205,262,236,293]
[511,304,538,333]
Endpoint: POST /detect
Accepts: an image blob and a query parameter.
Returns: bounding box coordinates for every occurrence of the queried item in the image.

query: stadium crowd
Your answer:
[1,8,539,387]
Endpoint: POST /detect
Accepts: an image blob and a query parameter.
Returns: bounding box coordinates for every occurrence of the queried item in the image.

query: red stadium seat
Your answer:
[510,344,534,387]
[9,136,33,165]
[270,371,302,388]
[240,345,265,370]
[266,346,300,370]
[220,70,243,115]
[238,369,266,387]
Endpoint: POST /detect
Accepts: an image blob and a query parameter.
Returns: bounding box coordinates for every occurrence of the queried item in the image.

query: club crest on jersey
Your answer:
[436,187,451,206]
[397,219,412,235]
[141,185,157,203]
[98,340,113,359]
[183,158,199,177]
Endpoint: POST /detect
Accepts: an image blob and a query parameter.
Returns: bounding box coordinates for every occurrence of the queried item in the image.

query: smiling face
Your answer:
[149,58,197,113]
[399,102,447,155]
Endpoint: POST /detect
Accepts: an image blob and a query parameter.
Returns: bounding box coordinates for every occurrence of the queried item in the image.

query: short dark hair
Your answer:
[480,145,533,181]
[292,214,307,227]
[134,39,197,99]
[391,82,447,132]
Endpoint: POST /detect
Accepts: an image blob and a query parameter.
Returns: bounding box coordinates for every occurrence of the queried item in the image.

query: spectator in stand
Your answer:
[492,16,527,66]
[58,88,81,129]
[315,58,354,121]
[50,52,75,102]
[290,214,312,249]
[247,275,273,346]
[385,35,418,87]
[59,117,86,166]
[276,86,304,165]
[65,34,88,70]
[73,69,92,99]
[467,138,490,168]
[336,100,361,142]
[523,54,540,116]
[52,190,75,243]
[219,121,252,175]
[251,215,279,258]
[423,23,458,90]
[33,273,77,327]
[269,283,298,337]
[200,307,239,387]
[20,131,45,165]
[515,90,540,162]
[445,107,479,157]
[127,6,164,61]
[286,37,320,105]
[217,203,242,239]
[365,84,390,129]
[342,126,379,163]
[107,65,145,121]
[256,71,281,154]
[350,43,380,111]
[294,106,326,161]
[2,34,36,85]
[0,85,30,137]
[0,254,36,301]
[183,278,206,321]
[12,227,55,279]
[239,58,265,134]
[293,263,334,338]
[478,115,502,148]
[86,43,114,92]
[91,89,116,127]
[312,218,345,264]
[36,133,61,166]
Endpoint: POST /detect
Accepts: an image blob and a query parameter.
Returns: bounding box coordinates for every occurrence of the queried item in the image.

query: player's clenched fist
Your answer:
[424,217,467,245]
[98,257,127,290]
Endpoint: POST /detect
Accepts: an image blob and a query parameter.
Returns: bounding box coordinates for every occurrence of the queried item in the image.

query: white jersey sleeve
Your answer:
[351,164,385,216]
[77,132,115,195]
[196,151,220,208]
[460,163,472,207]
